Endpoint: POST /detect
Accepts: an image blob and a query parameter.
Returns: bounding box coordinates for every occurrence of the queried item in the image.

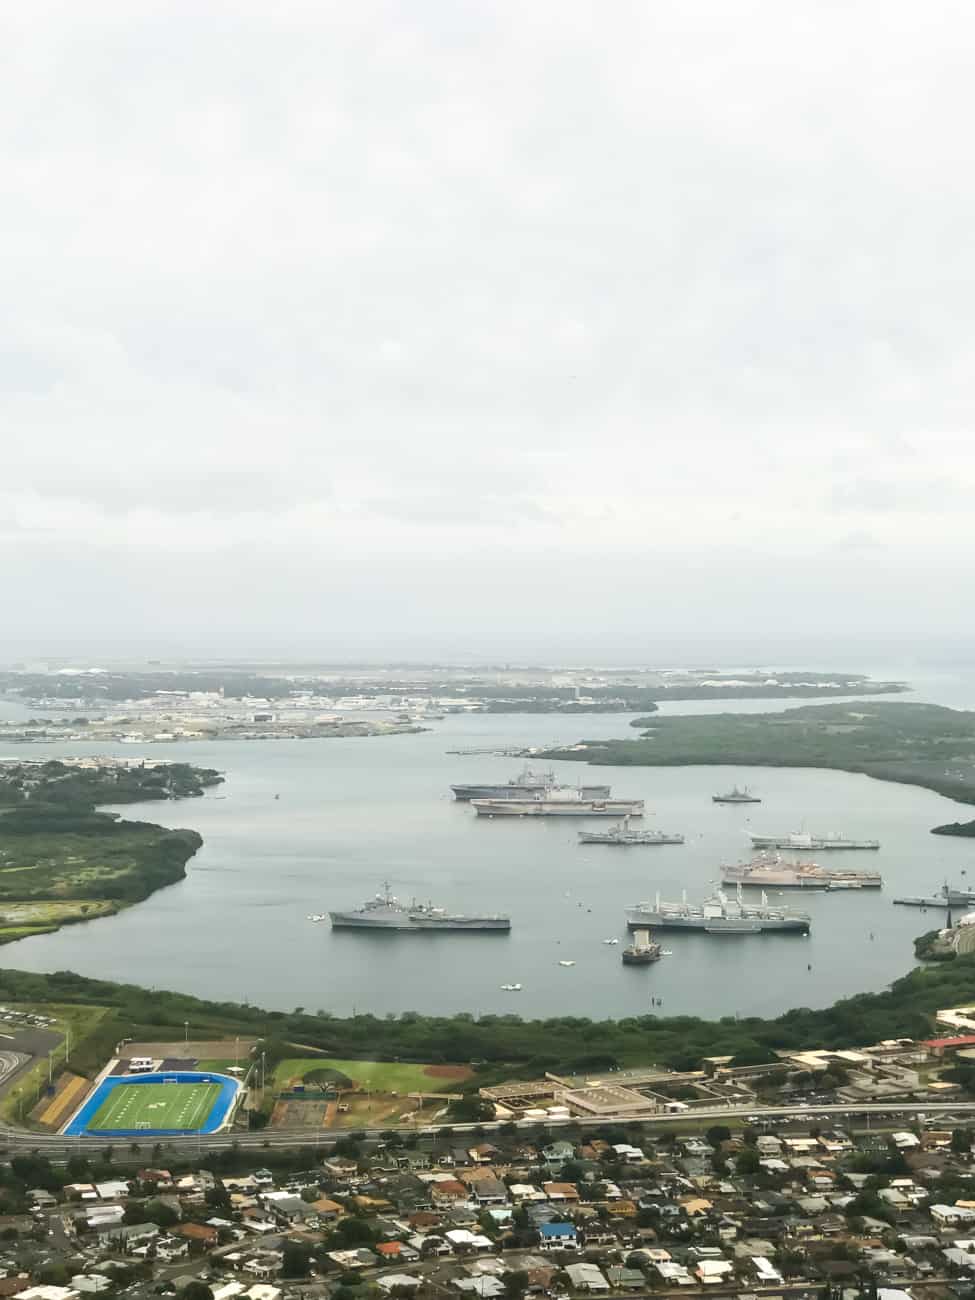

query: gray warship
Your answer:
[330,883,511,932]
[451,766,611,801]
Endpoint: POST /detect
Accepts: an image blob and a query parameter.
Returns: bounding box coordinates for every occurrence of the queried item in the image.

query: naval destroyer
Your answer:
[579,817,683,845]
[626,885,810,934]
[330,883,511,932]
[451,766,611,801]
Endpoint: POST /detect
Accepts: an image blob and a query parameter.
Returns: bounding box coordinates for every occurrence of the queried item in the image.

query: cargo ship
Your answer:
[712,785,761,804]
[473,789,644,818]
[749,831,880,851]
[721,854,882,890]
[579,817,683,845]
[330,883,511,931]
[626,885,810,934]
[451,766,611,801]
[622,928,662,964]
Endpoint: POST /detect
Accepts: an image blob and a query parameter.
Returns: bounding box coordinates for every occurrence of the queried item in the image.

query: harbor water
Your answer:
[3,676,975,1020]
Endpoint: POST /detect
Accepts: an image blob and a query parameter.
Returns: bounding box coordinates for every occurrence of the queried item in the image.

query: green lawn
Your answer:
[88,1080,221,1132]
[272,1056,468,1094]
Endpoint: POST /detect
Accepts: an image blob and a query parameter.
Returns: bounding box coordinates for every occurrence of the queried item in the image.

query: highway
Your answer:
[3,1099,975,1158]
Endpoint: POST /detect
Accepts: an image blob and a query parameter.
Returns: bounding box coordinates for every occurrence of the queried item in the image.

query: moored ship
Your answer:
[749,831,880,851]
[626,885,810,934]
[722,854,882,890]
[712,785,761,804]
[622,928,662,964]
[451,766,611,801]
[473,788,644,817]
[579,817,683,845]
[330,883,511,932]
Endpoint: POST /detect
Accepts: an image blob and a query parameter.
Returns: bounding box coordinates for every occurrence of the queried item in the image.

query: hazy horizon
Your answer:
[3,2,973,650]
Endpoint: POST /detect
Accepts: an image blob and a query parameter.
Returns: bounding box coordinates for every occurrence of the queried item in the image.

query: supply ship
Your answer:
[722,854,882,890]
[330,883,511,931]
[579,817,683,845]
[473,788,644,817]
[451,766,611,801]
[712,785,761,804]
[626,885,810,934]
[749,831,880,851]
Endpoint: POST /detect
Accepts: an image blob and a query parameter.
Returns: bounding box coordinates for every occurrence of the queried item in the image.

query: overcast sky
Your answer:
[2,1,973,662]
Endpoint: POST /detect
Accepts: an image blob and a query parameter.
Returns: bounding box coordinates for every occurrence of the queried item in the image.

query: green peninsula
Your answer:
[546,701,975,830]
[0,760,221,944]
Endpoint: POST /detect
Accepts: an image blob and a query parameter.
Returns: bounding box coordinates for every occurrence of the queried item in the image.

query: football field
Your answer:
[87,1081,222,1133]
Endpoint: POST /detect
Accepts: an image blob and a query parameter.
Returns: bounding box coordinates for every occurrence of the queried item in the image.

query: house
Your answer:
[470,1178,508,1207]
[98,1222,159,1249]
[752,1257,783,1284]
[432,1180,471,1207]
[94,1181,130,1201]
[695,1260,734,1285]
[377,1278,421,1294]
[542,1142,575,1165]
[611,1145,644,1164]
[605,1268,644,1290]
[538,1223,578,1251]
[508,1184,545,1203]
[542,1182,580,1202]
[932,1204,975,1226]
[452,1280,504,1298]
[445,1229,493,1253]
[654,1262,694,1287]
[70,1282,110,1296]
[565,1264,609,1293]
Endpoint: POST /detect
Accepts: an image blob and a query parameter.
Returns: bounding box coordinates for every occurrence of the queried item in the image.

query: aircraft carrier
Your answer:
[451,766,610,801]
[473,789,644,817]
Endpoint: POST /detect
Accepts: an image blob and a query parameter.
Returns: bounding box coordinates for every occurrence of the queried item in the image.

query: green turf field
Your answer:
[88,1081,221,1132]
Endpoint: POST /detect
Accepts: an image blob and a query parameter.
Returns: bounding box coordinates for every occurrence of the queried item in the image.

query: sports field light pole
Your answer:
[184,1022,189,1046]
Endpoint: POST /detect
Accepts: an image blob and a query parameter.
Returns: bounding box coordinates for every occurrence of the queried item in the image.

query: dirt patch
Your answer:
[424,1064,474,1081]
[270,1098,332,1129]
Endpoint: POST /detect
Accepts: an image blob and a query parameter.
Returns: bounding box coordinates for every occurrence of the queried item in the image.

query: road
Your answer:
[2,1099,975,1158]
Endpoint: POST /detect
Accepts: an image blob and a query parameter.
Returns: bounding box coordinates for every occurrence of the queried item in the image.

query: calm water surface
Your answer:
[4,681,975,1019]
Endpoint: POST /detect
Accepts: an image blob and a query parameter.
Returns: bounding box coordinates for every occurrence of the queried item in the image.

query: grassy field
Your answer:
[272,1056,470,1094]
[87,1080,221,1132]
[0,900,117,945]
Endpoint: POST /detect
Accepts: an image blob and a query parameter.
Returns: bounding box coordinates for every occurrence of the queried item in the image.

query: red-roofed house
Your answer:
[923,1036,975,1058]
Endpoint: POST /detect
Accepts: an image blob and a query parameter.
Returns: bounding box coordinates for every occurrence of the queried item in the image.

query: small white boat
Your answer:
[306,913,327,922]
[500,983,522,991]
[558,959,576,967]
[661,950,673,956]
[602,938,619,945]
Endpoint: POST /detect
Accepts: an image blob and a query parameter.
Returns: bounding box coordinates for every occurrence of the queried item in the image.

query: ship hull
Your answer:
[625,909,809,933]
[721,872,882,889]
[473,800,644,817]
[749,836,879,850]
[330,913,511,931]
[580,834,683,845]
[712,796,761,804]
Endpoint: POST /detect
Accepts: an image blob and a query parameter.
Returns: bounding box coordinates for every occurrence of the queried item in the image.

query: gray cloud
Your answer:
[1,0,974,654]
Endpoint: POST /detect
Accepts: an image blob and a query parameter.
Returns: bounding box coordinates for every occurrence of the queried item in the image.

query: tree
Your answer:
[180,1285,213,1300]
[706,1125,731,1149]
[282,1242,312,1278]
[951,1127,973,1154]
[503,1271,529,1299]
[735,1147,761,1176]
